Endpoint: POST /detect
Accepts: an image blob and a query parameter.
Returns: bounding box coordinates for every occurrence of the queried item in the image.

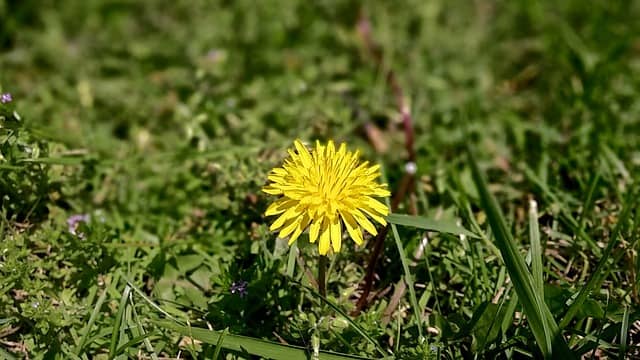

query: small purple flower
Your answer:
[230,280,248,298]
[67,214,90,238]
[205,49,226,64]
[207,49,220,59]
[0,93,12,104]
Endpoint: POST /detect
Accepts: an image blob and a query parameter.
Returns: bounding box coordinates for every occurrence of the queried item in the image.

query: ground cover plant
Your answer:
[1,0,640,358]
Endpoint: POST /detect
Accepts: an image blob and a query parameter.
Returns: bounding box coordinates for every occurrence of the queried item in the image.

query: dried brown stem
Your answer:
[353,174,412,315]
[352,11,418,315]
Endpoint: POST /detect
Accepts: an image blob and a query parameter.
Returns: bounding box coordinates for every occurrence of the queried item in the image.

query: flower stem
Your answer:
[318,255,327,297]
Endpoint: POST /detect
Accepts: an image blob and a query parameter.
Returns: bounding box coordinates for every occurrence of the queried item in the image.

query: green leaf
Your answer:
[471,302,502,350]
[577,299,605,319]
[386,213,478,238]
[300,284,387,357]
[0,347,17,360]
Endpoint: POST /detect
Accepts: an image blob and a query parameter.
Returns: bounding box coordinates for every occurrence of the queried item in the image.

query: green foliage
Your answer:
[1,0,639,358]
[0,104,50,221]
[467,148,572,358]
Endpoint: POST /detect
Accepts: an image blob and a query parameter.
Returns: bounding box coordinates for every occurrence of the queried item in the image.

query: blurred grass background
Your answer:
[1,0,639,358]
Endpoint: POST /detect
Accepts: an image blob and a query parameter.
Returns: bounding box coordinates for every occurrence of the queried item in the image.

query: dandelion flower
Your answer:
[263,140,391,255]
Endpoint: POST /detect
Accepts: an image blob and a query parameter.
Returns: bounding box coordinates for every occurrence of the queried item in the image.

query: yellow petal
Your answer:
[360,207,387,226]
[288,227,303,245]
[352,209,378,236]
[330,216,342,253]
[315,141,324,162]
[318,227,331,255]
[363,197,389,215]
[271,167,287,176]
[370,187,391,197]
[309,219,321,243]
[267,174,285,183]
[340,210,364,245]
[270,206,300,231]
[357,197,389,225]
[278,217,300,239]
[365,164,380,175]
[354,161,370,173]
[327,140,335,158]
[262,186,283,195]
[265,198,296,216]
[288,214,311,245]
[294,140,313,168]
[337,142,346,159]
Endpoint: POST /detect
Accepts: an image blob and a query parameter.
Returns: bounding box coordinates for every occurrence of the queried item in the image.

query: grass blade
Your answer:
[17,156,88,165]
[154,320,374,360]
[286,241,298,277]
[129,293,159,360]
[114,332,161,356]
[75,288,108,355]
[126,278,179,321]
[577,173,600,231]
[522,165,601,255]
[212,327,229,360]
[467,148,573,358]
[619,306,630,359]
[109,284,131,359]
[378,165,425,342]
[389,223,424,341]
[386,213,478,238]
[528,199,544,294]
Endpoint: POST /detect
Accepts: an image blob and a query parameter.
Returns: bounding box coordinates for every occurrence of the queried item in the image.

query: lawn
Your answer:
[1,0,639,359]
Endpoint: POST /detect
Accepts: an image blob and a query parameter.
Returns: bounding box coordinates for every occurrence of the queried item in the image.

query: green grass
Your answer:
[1,0,640,358]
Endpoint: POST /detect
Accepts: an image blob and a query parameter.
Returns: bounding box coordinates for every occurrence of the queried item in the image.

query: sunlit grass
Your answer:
[1,0,639,358]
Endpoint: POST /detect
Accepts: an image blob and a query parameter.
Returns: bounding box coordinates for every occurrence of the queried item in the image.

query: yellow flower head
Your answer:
[263,140,391,255]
